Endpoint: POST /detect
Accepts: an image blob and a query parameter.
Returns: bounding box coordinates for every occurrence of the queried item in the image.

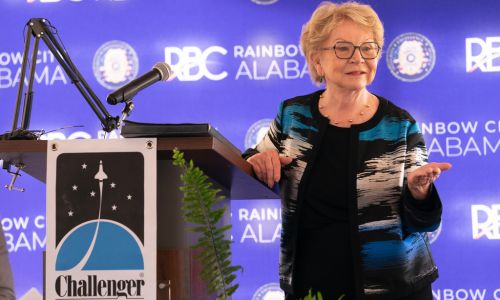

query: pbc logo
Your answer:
[164,46,228,81]
[252,282,284,300]
[386,32,436,82]
[466,37,500,73]
[93,40,139,90]
[427,222,442,244]
[471,204,500,240]
[245,119,273,149]
[251,0,279,4]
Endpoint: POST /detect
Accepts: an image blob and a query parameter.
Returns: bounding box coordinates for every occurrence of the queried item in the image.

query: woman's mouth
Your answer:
[346,71,366,75]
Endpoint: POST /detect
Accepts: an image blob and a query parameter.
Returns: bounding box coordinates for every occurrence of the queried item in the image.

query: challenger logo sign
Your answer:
[45,139,157,299]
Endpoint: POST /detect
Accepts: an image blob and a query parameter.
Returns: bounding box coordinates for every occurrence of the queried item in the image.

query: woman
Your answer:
[243,2,451,300]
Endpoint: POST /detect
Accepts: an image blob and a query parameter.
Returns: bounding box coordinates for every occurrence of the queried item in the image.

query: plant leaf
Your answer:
[172,149,242,299]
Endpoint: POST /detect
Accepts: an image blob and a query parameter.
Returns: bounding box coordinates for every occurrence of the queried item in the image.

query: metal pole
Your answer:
[10,24,34,133]
[20,34,40,130]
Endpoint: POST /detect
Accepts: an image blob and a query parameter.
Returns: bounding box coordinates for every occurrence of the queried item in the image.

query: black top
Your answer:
[294,124,355,299]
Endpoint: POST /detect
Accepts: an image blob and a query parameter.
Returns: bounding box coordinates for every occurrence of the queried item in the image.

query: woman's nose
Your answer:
[349,47,364,63]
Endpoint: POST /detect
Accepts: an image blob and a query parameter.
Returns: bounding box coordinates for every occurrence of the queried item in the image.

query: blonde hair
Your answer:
[300,1,384,84]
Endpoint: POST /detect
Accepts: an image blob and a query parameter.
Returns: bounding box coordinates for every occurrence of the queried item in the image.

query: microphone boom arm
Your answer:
[2,18,119,140]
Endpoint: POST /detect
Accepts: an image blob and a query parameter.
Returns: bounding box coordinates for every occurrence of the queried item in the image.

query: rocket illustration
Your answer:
[73,160,108,271]
[94,160,108,181]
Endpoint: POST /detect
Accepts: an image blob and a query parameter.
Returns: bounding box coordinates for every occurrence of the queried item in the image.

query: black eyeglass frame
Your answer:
[319,41,381,60]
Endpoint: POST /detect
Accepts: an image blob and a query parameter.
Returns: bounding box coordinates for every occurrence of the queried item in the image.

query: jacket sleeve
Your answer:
[242,102,285,159]
[0,227,15,300]
[401,121,442,233]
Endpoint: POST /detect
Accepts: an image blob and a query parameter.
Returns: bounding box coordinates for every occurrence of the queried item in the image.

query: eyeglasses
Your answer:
[320,41,380,60]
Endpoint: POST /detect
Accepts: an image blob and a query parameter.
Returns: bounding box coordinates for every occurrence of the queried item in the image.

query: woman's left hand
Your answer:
[407,162,452,200]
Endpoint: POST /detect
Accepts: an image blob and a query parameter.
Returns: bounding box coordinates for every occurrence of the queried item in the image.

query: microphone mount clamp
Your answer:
[3,162,26,192]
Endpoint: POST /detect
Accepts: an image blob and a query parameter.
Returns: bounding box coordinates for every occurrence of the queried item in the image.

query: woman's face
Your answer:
[315,20,380,92]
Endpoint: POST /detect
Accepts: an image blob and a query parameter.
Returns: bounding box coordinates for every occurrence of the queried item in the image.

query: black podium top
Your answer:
[0,137,278,200]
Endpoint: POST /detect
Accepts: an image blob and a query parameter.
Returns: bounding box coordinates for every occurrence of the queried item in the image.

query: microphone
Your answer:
[106,62,171,105]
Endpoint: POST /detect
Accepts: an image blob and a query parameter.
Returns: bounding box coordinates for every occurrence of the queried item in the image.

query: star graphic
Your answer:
[82,163,87,170]
[127,194,132,200]
[68,211,74,217]
[112,205,118,211]
[90,191,96,197]
[110,182,116,188]
[72,185,78,191]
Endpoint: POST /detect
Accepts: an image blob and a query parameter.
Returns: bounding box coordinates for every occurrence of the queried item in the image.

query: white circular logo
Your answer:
[245,118,273,149]
[251,0,279,5]
[252,282,284,300]
[386,32,436,82]
[93,40,139,90]
[427,222,442,244]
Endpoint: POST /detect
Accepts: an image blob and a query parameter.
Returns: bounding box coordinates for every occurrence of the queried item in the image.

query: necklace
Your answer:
[318,92,372,125]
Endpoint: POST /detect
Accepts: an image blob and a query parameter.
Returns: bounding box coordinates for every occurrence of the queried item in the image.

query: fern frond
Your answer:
[172,148,242,299]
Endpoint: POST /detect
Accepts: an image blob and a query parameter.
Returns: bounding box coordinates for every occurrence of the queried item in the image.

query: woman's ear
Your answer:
[311,52,323,76]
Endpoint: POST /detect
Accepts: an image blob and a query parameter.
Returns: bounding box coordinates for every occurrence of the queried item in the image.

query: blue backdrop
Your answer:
[1,0,499,299]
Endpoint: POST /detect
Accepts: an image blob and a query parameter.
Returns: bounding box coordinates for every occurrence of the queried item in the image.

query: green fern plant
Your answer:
[302,289,345,300]
[172,148,241,299]
[302,289,324,300]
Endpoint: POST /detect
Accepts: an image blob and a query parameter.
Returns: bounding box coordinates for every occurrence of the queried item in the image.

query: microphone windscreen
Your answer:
[153,62,172,81]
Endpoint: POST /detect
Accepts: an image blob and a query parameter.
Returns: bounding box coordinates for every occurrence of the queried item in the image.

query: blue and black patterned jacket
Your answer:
[244,90,442,299]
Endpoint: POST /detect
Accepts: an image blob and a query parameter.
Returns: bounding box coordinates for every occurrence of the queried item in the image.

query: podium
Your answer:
[0,135,277,299]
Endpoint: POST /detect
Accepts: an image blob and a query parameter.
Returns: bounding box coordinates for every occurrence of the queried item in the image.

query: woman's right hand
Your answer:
[247,150,293,188]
